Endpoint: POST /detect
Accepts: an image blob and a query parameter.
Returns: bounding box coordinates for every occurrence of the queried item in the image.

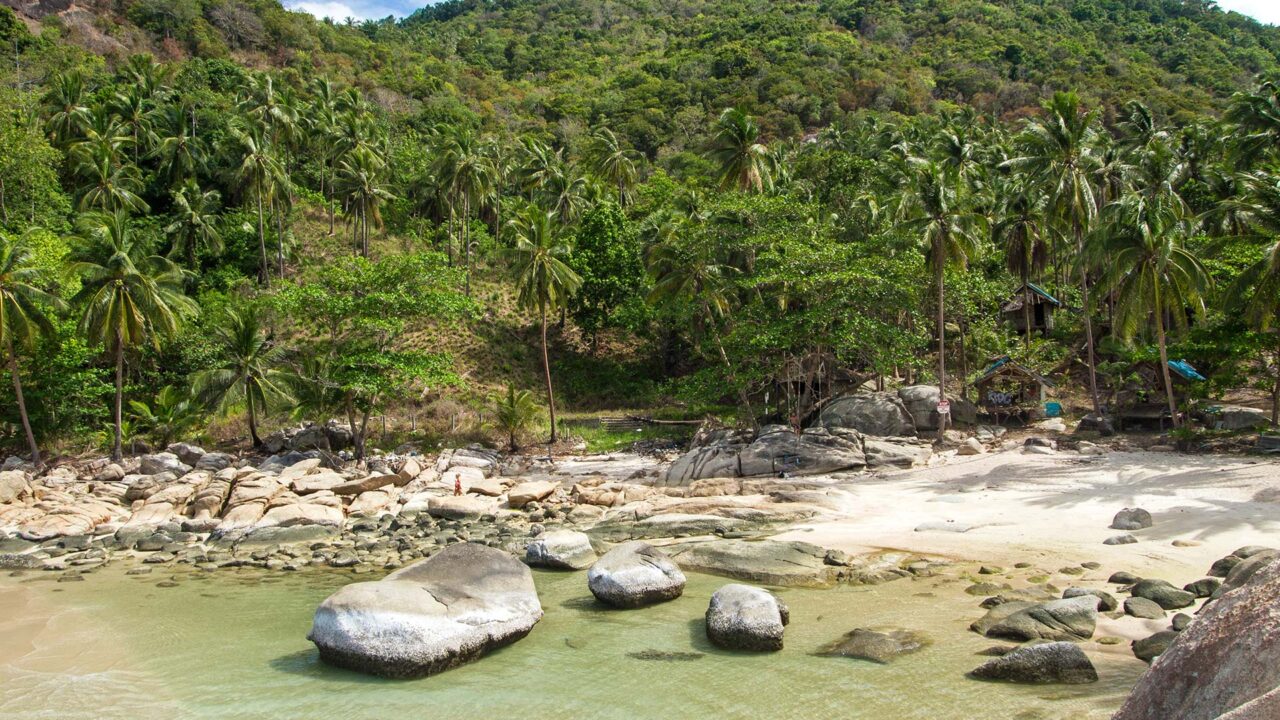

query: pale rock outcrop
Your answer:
[507,480,557,509]
[525,530,596,570]
[308,543,542,678]
[0,470,30,504]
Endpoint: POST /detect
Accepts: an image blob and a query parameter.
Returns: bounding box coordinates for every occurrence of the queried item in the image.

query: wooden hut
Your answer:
[1002,283,1061,335]
[973,356,1056,425]
[1116,359,1205,430]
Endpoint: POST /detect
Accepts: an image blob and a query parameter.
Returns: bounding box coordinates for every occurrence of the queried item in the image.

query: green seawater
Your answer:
[0,566,1142,719]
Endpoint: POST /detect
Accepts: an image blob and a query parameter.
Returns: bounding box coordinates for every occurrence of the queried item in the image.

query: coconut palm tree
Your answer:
[1223,171,1280,425]
[230,118,284,284]
[336,145,393,258]
[1004,91,1105,415]
[491,384,540,450]
[1095,191,1208,428]
[41,71,90,146]
[192,308,293,448]
[128,385,198,450]
[993,178,1050,349]
[507,208,582,443]
[588,127,641,205]
[151,105,207,190]
[71,147,149,214]
[72,211,196,460]
[0,234,64,468]
[164,182,222,269]
[435,127,495,293]
[899,159,985,436]
[708,108,772,193]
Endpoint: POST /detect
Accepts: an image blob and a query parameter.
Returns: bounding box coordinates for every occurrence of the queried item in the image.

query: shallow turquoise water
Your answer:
[0,566,1142,719]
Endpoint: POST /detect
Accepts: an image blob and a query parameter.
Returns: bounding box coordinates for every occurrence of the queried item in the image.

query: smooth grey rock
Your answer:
[1131,579,1196,610]
[984,596,1099,642]
[307,543,542,678]
[1133,631,1179,662]
[1125,597,1166,619]
[1183,578,1220,599]
[1063,587,1118,612]
[525,530,597,570]
[969,642,1098,684]
[138,452,191,477]
[818,392,916,437]
[666,539,839,587]
[705,584,789,651]
[897,384,976,430]
[0,553,43,569]
[1110,508,1153,531]
[818,627,931,664]
[1105,534,1138,545]
[587,541,685,608]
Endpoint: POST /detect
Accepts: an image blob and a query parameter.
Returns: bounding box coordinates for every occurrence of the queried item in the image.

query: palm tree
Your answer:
[128,385,198,449]
[435,127,495,293]
[192,308,292,448]
[993,178,1049,349]
[164,182,222,269]
[71,148,149,214]
[41,71,90,146]
[151,105,207,190]
[507,208,582,443]
[491,384,540,450]
[0,234,64,468]
[645,221,756,426]
[900,160,984,435]
[1004,91,1105,415]
[230,118,284,284]
[71,211,196,461]
[110,87,157,165]
[708,108,773,193]
[1226,79,1280,164]
[588,127,641,205]
[1095,193,1208,428]
[1224,172,1280,425]
[336,145,393,258]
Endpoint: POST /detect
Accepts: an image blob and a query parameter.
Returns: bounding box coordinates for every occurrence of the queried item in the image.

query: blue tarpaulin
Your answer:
[1168,360,1206,382]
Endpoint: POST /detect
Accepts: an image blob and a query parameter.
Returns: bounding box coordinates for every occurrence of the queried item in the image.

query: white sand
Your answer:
[772,449,1280,580]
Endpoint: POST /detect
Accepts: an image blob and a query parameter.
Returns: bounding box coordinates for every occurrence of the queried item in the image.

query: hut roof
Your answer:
[973,355,1056,388]
[1001,282,1062,313]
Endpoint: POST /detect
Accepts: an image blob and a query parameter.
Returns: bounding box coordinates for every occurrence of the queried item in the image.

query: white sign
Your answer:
[936,400,951,415]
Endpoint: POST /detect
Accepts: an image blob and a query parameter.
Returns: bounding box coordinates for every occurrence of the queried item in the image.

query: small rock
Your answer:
[1124,597,1166,619]
[1063,587,1118,612]
[968,642,1098,684]
[1131,579,1196,610]
[1183,578,1220,598]
[1133,631,1178,662]
[818,627,931,664]
[1109,571,1141,584]
[1105,534,1138,546]
[1110,508,1153,531]
[1171,613,1192,631]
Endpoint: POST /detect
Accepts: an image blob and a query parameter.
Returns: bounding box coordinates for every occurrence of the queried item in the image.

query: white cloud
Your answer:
[1217,0,1280,25]
[284,0,403,22]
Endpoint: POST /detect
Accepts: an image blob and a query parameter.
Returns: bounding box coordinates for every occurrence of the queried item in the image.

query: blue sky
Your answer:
[284,0,1278,25]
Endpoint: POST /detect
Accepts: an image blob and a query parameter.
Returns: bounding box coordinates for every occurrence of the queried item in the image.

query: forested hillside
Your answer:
[0,0,1278,462]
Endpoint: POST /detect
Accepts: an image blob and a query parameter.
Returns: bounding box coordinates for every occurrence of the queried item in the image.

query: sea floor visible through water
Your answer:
[0,564,1144,720]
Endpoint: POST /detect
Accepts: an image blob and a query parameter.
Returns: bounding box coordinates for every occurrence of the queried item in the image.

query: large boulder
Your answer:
[982,595,1099,642]
[897,385,976,430]
[817,393,915,437]
[525,530,597,570]
[165,442,205,467]
[704,584,789,651]
[818,627,931,664]
[662,426,865,485]
[308,543,542,678]
[1114,558,1280,720]
[587,541,686,608]
[0,470,30,504]
[1111,507,1154,531]
[138,452,190,476]
[969,642,1098,684]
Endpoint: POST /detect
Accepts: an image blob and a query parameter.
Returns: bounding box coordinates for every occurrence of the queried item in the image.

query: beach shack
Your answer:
[1002,283,1061,335]
[973,355,1056,425]
[1116,359,1206,430]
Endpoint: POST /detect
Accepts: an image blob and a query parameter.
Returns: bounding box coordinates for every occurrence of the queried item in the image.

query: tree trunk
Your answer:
[327,163,336,236]
[1077,226,1101,415]
[256,193,268,286]
[112,336,124,462]
[7,339,40,469]
[1272,332,1279,427]
[541,304,558,443]
[934,240,949,440]
[463,195,472,296]
[704,301,755,428]
[1154,282,1179,428]
[276,204,285,279]
[1023,275,1033,351]
[345,397,364,461]
[247,387,262,447]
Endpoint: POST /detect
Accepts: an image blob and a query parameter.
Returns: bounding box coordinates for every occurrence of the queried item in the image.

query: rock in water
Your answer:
[968,642,1098,684]
[1110,507,1153,531]
[587,541,686,608]
[983,596,1099,642]
[1114,557,1280,720]
[818,628,931,664]
[704,584,789,651]
[525,530,597,570]
[307,543,542,678]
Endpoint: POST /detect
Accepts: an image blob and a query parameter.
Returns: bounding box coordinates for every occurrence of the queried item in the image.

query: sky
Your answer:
[283,0,1279,25]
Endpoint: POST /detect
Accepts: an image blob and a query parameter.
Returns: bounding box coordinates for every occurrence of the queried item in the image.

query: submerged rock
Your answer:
[968,642,1098,685]
[307,543,543,678]
[818,628,931,664]
[525,530,597,570]
[704,584,789,651]
[587,541,686,608]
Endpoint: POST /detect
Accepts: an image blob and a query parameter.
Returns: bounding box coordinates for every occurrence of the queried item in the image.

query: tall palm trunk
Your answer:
[1022,274,1033,351]
[1076,225,1101,415]
[541,304,558,443]
[276,204,285,279]
[7,338,40,468]
[327,162,336,236]
[1272,332,1279,427]
[463,195,472,296]
[702,300,755,428]
[1153,282,1179,428]
[112,334,124,462]
[256,193,268,286]
[246,386,261,447]
[934,238,949,440]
